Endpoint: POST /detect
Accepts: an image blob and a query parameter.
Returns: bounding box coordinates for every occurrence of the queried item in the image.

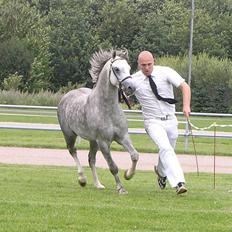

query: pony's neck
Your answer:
[94,64,119,107]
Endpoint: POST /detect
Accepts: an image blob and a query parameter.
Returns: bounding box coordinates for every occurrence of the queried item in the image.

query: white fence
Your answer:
[0,104,232,151]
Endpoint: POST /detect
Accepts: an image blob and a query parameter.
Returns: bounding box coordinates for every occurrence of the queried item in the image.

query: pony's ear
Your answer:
[122,49,128,57]
[112,50,116,59]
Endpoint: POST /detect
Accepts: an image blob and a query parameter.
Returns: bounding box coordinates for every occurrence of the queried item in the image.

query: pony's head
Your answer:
[89,49,131,88]
[109,50,132,88]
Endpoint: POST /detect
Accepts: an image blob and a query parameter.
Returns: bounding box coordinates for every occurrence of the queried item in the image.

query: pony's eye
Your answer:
[113,67,120,73]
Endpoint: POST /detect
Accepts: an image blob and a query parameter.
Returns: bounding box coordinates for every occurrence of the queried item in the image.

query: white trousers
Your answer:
[144,117,185,187]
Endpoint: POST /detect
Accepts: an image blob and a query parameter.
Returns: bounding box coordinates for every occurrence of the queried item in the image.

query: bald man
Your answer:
[130,51,191,195]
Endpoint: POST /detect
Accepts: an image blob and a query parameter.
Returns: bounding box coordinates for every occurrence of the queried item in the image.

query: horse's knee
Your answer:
[131,151,139,162]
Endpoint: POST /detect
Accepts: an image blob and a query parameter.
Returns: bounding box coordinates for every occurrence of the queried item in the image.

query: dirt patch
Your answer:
[0,146,231,174]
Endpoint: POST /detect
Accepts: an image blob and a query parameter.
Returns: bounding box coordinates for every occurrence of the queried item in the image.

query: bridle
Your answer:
[109,57,132,109]
[109,57,132,84]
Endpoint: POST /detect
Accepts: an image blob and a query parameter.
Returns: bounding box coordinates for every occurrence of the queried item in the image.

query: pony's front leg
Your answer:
[118,134,139,180]
[98,140,128,195]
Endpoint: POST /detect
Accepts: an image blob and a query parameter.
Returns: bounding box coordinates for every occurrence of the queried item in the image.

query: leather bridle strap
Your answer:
[109,58,132,109]
[120,76,132,84]
[118,88,131,109]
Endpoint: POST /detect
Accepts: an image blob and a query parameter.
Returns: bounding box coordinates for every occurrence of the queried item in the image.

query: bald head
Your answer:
[138,51,154,62]
[137,51,155,77]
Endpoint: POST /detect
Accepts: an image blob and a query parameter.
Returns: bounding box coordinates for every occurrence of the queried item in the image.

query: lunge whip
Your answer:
[187,118,199,176]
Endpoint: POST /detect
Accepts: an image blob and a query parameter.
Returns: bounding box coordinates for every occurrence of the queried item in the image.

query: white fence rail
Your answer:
[0,105,232,144]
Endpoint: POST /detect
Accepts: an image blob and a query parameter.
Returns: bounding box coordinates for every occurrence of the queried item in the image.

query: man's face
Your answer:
[138,54,154,76]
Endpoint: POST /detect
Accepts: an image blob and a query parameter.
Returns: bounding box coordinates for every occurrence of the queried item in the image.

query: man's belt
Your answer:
[155,115,174,121]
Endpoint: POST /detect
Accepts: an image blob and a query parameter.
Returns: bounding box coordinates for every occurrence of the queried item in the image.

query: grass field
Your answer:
[0,128,231,156]
[0,109,231,231]
[0,164,232,232]
[0,108,231,156]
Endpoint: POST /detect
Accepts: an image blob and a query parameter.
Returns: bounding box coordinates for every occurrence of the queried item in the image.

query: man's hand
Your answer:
[183,105,191,118]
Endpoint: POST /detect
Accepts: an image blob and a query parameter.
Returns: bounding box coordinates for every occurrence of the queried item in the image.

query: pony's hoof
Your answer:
[95,183,105,189]
[118,187,128,195]
[78,176,87,187]
[124,169,134,180]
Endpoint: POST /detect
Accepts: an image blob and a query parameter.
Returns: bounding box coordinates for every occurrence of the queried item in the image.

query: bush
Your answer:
[3,72,23,91]
[0,90,63,106]
[158,54,232,113]
[0,37,33,88]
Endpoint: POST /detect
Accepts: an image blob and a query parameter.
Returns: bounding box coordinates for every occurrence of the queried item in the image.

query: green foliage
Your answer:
[0,0,53,92]
[26,16,53,92]
[193,9,227,57]
[130,0,190,69]
[48,0,95,90]
[0,89,63,106]
[3,72,23,91]
[191,53,232,113]
[0,0,232,112]
[0,37,33,87]
[58,81,86,94]
[91,1,141,51]
[157,53,232,113]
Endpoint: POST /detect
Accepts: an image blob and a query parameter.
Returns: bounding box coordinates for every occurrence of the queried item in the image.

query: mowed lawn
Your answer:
[0,164,232,232]
[0,113,231,156]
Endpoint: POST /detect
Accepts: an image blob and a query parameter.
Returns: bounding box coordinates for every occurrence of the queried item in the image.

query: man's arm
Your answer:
[179,82,191,118]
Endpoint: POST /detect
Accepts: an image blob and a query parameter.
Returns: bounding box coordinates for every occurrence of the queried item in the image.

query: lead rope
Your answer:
[121,90,131,109]
[187,118,199,176]
[118,84,131,109]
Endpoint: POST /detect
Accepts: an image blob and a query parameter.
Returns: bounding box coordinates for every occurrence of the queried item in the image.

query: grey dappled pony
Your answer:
[57,50,139,194]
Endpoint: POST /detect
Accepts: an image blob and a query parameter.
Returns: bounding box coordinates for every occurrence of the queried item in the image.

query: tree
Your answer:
[192,9,227,57]
[188,54,232,113]
[48,0,96,90]
[0,0,53,91]
[157,53,232,113]
[0,38,33,89]
[131,0,190,70]
[90,0,141,50]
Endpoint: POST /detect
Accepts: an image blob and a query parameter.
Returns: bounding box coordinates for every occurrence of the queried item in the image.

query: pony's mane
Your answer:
[89,49,129,83]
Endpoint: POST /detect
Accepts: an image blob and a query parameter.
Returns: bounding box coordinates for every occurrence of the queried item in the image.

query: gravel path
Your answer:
[0,146,231,174]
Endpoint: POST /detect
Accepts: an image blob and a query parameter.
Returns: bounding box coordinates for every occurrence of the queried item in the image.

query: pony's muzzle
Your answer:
[120,76,135,95]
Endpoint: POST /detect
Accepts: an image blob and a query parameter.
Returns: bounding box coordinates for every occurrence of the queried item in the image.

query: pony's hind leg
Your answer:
[117,134,139,180]
[98,140,127,194]
[64,131,87,187]
[88,141,105,189]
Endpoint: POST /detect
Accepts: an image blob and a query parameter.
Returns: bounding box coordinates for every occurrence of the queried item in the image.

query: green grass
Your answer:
[0,129,231,156]
[1,112,232,131]
[0,164,231,232]
[0,113,232,132]
[0,113,231,156]
[0,112,58,124]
